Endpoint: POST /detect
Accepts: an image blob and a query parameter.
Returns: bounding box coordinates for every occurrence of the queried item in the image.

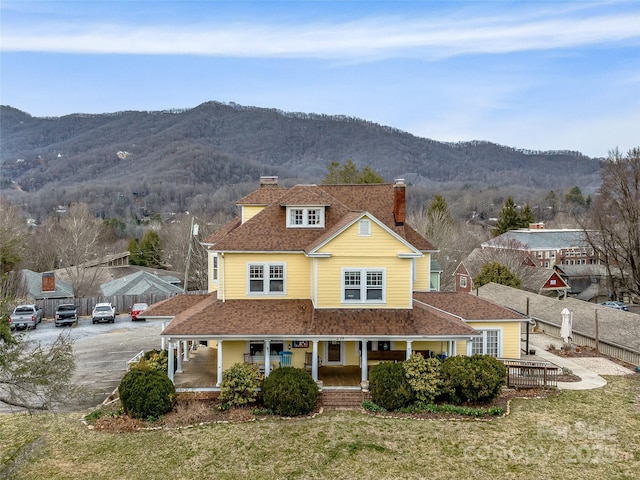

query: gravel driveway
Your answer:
[2,316,165,413]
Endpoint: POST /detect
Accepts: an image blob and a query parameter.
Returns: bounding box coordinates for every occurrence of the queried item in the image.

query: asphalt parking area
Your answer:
[2,317,165,413]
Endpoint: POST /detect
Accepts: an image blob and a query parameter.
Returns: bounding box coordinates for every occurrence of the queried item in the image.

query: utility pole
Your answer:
[183,216,198,293]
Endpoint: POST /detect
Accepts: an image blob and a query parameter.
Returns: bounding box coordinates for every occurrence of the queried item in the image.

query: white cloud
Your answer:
[2,9,639,59]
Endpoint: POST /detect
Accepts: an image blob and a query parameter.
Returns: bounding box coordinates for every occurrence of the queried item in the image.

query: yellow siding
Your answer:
[343,341,360,366]
[221,341,248,370]
[242,206,265,224]
[315,220,413,308]
[221,340,310,369]
[413,254,431,291]
[465,321,522,359]
[223,253,310,300]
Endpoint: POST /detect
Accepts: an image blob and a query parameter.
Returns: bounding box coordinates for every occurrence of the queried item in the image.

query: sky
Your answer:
[1,1,639,158]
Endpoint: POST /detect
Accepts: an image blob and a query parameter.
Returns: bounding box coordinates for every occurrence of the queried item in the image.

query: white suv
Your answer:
[92,303,116,324]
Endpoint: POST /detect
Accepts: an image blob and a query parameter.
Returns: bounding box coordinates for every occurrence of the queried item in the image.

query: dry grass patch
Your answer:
[3,376,640,479]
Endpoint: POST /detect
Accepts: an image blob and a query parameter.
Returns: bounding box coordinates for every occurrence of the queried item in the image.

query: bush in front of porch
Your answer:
[369,362,414,411]
[440,355,506,404]
[219,362,263,408]
[262,367,319,417]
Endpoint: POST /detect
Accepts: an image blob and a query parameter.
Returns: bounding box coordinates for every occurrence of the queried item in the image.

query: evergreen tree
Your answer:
[493,197,520,236]
[474,261,521,289]
[138,230,163,268]
[519,204,535,228]
[323,160,384,184]
[565,186,585,206]
[128,238,144,266]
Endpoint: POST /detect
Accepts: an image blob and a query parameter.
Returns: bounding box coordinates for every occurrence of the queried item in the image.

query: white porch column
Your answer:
[216,340,223,387]
[360,340,368,383]
[406,340,413,360]
[466,339,473,356]
[311,340,319,382]
[161,323,166,350]
[167,341,175,382]
[182,341,189,362]
[264,341,271,377]
[176,341,183,373]
[451,340,457,356]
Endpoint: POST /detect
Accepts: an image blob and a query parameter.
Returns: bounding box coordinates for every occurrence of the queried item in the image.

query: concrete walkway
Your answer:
[525,333,635,390]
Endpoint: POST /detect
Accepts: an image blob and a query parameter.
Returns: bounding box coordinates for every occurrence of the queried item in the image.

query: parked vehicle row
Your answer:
[6,301,151,331]
[55,303,78,327]
[600,300,630,311]
[9,304,43,330]
[92,302,117,324]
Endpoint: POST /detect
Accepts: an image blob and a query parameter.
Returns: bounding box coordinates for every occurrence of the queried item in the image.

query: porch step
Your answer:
[321,389,371,408]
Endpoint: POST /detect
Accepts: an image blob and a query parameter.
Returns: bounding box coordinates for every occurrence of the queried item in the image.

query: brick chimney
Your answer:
[42,271,55,292]
[260,176,278,188]
[394,179,406,226]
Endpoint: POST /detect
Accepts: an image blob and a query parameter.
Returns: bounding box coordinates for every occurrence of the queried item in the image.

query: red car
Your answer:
[130,303,148,321]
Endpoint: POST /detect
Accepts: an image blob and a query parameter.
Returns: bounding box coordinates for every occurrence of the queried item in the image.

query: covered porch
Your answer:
[168,336,473,391]
[172,346,364,389]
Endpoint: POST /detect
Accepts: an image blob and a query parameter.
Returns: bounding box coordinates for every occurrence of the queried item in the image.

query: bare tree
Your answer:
[0,198,28,274]
[159,212,229,291]
[54,203,107,297]
[584,148,640,300]
[0,325,79,411]
[408,203,484,292]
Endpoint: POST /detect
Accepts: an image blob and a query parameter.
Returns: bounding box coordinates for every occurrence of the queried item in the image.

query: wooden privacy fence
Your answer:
[500,358,559,388]
[35,291,206,318]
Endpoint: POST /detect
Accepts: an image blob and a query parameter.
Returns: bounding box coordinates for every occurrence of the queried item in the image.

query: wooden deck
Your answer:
[174,347,362,389]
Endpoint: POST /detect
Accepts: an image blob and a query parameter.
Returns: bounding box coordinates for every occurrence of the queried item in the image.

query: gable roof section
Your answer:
[21,269,74,299]
[100,270,184,296]
[210,183,436,253]
[236,186,287,206]
[413,291,527,321]
[141,292,214,319]
[483,229,588,251]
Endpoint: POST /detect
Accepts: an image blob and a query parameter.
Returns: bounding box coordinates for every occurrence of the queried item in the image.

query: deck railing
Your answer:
[499,358,559,388]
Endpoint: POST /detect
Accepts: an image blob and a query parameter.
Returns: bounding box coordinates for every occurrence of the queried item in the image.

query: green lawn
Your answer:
[3,376,639,480]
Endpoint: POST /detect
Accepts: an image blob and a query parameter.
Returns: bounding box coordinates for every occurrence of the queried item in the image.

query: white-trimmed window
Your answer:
[358,219,371,236]
[471,329,500,357]
[460,276,467,288]
[248,263,285,294]
[211,254,218,282]
[286,207,324,228]
[342,268,385,303]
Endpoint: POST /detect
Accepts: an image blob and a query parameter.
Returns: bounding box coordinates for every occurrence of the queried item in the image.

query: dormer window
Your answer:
[286,207,324,228]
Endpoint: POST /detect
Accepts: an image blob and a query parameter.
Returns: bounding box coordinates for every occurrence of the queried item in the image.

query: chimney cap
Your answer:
[260,176,279,187]
[394,178,406,186]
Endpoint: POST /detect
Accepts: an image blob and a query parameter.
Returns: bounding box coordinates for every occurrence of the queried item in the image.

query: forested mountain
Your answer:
[0,101,601,221]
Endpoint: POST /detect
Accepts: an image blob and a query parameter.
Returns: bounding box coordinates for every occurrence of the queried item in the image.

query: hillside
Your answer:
[0,101,601,220]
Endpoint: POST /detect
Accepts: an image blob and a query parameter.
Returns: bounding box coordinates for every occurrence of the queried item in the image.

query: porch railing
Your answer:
[499,358,559,388]
[126,350,145,371]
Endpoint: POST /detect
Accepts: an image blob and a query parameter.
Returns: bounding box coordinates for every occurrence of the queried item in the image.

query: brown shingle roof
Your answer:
[140,293,214,319]
[212,183,436,252]
[161,294,481,337]
[412,291,527,321]
[236,187,287,205]
[202,217,241,245]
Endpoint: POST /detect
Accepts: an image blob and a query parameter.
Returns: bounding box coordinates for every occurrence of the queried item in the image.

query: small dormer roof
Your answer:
[279,184,333,207]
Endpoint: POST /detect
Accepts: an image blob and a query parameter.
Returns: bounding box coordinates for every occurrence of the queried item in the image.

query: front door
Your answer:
[326,341,342,365]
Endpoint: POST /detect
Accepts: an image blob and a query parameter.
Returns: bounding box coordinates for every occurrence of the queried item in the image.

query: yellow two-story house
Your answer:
[154,177,527,390]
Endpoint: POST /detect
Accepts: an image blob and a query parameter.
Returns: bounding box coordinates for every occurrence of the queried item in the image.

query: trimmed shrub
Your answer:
[127,349,169,373]
[440,355,506,404]
[403,352,442,404]
[369,362,414,411]
[118,368,176,419]
[219,362,263,407]
[262,367,319,416]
